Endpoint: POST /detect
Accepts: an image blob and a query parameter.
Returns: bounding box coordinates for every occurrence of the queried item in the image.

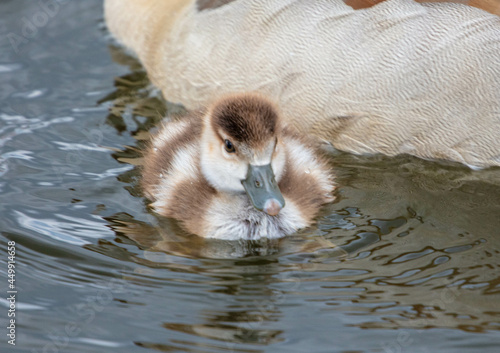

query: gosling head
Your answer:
[200,93,287,216]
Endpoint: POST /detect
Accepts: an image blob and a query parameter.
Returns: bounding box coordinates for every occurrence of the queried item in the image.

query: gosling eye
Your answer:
[224,139,236,153]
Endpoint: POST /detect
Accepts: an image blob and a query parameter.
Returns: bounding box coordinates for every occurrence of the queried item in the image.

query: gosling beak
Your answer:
[241,164,285,216]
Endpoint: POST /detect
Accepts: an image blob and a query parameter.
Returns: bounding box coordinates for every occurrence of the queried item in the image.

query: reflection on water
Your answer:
[1,1,500,352]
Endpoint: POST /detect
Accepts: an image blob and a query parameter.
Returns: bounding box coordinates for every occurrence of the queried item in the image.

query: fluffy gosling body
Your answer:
[142,94,335,240]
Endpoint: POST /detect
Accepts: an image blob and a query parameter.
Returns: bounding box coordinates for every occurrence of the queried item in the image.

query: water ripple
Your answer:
[14,210,113,246]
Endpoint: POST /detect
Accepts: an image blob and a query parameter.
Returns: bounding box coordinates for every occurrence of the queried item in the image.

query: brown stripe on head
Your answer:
[210,94,280,149]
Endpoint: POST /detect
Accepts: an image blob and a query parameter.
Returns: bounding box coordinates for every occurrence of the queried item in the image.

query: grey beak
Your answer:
[241,164,285,216]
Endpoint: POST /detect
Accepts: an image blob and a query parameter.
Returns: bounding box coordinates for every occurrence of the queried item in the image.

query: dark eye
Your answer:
[224,139,235,153]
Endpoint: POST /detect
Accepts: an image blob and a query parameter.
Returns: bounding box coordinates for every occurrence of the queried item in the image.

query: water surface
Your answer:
[1,1,499,352]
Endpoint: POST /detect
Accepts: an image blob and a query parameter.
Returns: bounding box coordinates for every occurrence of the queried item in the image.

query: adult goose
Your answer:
[105,0,500,168]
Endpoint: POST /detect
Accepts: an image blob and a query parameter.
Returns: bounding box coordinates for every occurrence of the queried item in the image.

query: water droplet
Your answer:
[159,174,163,178]
[305,169,310,174]
[153,148,158,152]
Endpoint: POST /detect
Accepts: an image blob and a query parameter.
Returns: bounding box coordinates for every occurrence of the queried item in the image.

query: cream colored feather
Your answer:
[105,0,500,168]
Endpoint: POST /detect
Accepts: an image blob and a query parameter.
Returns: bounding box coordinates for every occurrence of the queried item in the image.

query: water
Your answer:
[1,1,500,352]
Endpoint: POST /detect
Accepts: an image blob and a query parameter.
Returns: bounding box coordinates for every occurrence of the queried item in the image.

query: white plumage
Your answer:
[106,0,500,167]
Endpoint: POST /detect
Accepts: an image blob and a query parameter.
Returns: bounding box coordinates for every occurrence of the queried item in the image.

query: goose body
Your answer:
[106,0,500,168]
[142,94,335,240]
